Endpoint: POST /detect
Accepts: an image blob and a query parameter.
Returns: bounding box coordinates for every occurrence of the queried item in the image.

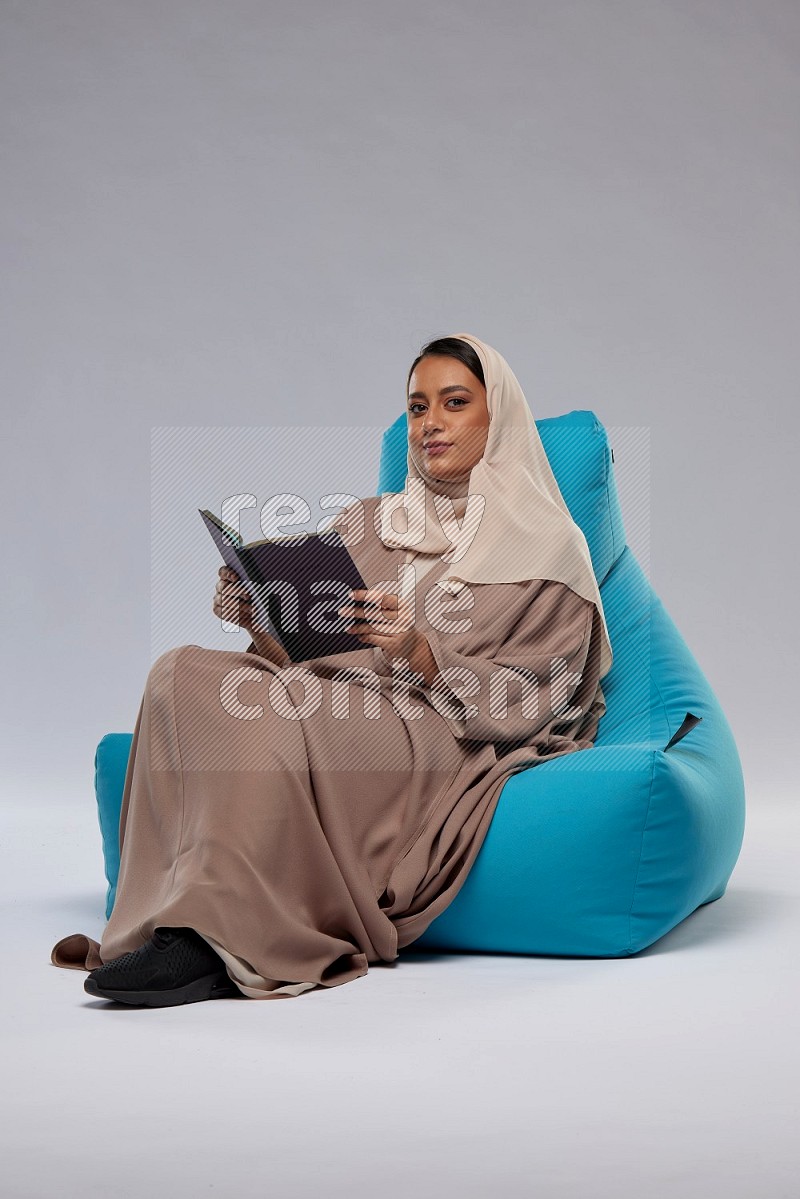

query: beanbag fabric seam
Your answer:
[626,750,658,955]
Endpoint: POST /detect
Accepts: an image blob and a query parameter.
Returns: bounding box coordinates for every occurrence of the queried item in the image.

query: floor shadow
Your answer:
[398,887,796,963]
[630,885,795,957]
[25,891,105,924]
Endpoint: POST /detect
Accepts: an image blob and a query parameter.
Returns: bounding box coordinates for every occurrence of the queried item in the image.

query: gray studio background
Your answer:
[2,0,797,800]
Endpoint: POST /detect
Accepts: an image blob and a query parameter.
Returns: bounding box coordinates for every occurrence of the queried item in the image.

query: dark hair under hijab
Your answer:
[406,337,486,394]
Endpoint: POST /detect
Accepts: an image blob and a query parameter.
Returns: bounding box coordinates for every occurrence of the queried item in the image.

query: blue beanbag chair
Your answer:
[94,409,745,954]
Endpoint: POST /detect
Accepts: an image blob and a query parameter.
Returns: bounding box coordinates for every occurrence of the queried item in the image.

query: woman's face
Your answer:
[406,354,490,481]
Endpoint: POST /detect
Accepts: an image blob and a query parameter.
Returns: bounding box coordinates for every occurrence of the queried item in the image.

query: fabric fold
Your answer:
[51,933,103,972]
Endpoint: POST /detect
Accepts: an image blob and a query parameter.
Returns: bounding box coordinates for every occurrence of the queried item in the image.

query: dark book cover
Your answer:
[200,509,369,662]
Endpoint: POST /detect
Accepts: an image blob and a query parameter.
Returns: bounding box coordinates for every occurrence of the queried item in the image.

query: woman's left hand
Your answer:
[337,588,425,666]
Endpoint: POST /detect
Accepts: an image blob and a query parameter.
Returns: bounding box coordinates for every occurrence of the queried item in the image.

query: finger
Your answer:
[217,579,251,599]
[216,592,243,612]
[349,592,385,613]
[352,593,397,612]
[357,588,380,606]
[337,602,399,631]
[216,592,251,617]
[225,585,252,601]
[220,593,251,612]
[337,603,378,624]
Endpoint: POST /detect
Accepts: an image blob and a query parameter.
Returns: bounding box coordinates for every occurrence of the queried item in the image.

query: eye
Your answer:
[408,396,468,414]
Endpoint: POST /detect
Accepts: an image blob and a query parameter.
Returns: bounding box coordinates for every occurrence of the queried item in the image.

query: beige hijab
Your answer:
[376,332,613,680]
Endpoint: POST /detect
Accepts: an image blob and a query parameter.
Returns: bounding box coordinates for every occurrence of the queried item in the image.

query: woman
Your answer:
[51,332,613,1005]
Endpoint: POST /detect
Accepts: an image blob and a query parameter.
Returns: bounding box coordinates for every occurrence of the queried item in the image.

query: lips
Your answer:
[423,441,452,453]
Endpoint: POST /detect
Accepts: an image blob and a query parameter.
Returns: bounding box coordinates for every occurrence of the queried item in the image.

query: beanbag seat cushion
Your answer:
[93,409,745,955]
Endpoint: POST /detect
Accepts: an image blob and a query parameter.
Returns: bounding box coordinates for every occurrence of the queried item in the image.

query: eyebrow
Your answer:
[407,385,474,401]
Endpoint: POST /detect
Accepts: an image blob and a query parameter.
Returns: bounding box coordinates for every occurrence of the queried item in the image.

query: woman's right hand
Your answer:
[212,566,289,667]
[213,565,254,630]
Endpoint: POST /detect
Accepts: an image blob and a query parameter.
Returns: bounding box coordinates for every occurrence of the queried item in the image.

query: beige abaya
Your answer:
[50,494,607,999]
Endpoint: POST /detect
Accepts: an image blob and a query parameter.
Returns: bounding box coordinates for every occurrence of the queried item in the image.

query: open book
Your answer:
[200,509,369,662]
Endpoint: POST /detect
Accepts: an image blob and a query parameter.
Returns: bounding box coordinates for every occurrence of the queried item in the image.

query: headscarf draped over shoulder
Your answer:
[363,332,613,681]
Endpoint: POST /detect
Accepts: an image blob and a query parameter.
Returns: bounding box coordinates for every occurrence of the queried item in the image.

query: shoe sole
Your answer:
[84,971,241,1007]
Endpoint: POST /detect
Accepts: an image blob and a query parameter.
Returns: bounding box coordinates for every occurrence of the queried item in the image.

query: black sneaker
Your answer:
[84,927,242,1007]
